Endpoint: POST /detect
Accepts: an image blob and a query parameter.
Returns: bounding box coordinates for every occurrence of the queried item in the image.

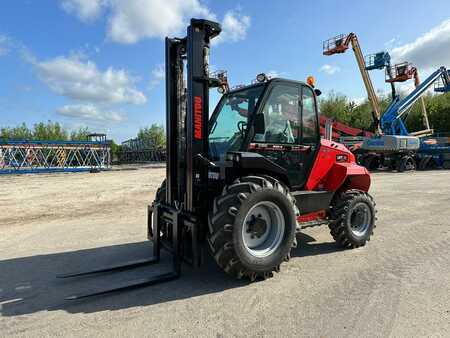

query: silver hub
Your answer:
[350,202,371,236]
[242,201,285,258]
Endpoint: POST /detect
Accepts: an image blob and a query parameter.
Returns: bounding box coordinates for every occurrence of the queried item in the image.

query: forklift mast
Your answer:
[165,19,221,211]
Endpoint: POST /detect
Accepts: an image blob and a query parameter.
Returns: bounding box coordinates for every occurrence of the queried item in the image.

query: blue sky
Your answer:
[1,0,449,142]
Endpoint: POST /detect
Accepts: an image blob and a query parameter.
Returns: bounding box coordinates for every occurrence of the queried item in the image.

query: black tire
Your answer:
[396,155,416,172]
[154,179,166,202]
[208,176,298,281]
[149,180,166,240]
[362,154,380,171]
[329,190,376,248]
[418,156,436,171]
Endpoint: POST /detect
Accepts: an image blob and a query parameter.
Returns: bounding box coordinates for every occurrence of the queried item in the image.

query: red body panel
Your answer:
[305,139,370,192]
[297,210,327,223]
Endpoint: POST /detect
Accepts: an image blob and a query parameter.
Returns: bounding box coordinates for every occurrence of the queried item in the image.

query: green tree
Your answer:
[70,126,91,141]
[0,123,33,140]
[137,123,165,148]
[110,140,122,162]
[33,121,68,140]
[318,91,450,133]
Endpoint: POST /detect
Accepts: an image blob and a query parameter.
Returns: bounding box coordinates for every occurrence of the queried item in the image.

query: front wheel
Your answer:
[329,190,377,248]
[208,176,297,281]
[396,155,416,172]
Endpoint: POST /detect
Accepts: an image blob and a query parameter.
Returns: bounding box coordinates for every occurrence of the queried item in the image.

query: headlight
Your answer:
[256,73,267,83]
[226,152,241,162]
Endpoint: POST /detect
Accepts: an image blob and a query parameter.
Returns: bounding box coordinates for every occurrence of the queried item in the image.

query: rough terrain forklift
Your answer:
[59,19,377,299]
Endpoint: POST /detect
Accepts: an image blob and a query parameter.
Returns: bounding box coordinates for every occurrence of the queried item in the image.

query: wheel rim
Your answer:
[349,202,372,236]
[242,201,285,258]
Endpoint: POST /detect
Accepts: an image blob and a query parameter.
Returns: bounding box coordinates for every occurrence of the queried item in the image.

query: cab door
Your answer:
[250,83,304,187]
[298,84,320,183]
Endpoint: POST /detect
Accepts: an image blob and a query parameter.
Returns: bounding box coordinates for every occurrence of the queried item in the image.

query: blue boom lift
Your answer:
[362,66,450,171]
[365,53,432,136]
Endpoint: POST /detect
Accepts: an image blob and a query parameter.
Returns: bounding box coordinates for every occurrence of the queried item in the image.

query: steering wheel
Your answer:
[278,123,290,143]
[237,121,247,135]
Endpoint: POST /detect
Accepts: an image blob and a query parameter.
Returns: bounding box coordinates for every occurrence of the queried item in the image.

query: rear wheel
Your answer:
[329,190,376,248]
[208,176,298,281]
[418,156,437,170]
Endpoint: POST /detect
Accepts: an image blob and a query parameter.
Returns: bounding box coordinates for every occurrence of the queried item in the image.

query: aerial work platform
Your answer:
[323,34,351,55]
[385,62,416,83]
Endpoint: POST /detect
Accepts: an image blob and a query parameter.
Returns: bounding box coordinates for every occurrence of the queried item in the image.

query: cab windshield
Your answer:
[209,85,264,160]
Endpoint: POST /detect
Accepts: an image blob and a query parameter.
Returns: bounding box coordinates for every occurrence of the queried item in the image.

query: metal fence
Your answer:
[0,140,111,174]
[120,138,166,163]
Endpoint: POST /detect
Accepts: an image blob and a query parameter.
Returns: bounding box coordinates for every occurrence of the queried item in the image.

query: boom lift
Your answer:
[365,53,432,136]
[323,33,447,171]
[362,66,450,170]
[59,19,377,299]
[323,33,382,134]
[365,51,396,99]
[384,62,432,136]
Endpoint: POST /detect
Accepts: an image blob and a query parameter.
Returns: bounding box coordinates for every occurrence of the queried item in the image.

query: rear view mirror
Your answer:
[254,113,265,134]
[314,89,322,97]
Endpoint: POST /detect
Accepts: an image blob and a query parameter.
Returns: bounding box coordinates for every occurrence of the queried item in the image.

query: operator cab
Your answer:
[208,77,321,189]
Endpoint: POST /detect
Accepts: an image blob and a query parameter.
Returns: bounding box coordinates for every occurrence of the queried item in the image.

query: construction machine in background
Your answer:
[365,52,431,135]
[323,33,382,134]
[361,66,450,170]
[58,19,377,300]
[364,54,450,170]
[323,33,450,171]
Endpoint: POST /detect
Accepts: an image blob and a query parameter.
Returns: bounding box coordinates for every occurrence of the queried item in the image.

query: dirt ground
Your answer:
[1,168,449,337]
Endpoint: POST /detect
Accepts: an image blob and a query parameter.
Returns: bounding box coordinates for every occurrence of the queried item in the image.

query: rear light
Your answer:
[336,154,348,162]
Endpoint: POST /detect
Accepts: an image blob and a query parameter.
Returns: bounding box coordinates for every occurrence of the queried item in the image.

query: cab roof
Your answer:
[227,78,312,94]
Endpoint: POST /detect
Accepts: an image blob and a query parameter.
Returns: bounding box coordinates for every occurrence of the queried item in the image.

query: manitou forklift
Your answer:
[59,19,377,299]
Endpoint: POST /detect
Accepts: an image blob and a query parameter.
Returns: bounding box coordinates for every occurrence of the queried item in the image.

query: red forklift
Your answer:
[59,19,377,299]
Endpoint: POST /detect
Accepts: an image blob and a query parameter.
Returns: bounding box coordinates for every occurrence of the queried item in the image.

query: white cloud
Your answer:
[32,55,147,105]
[57,104,125,123]
[320,64,341,75]
[107,0,214,44]
[390,19,450,72]
[149,63,165,88]
[0,34,11,56]
[213,11,251,45]
[60,0,250,45]
[384,37,401,50]
[266,70,280,78]
[60,0,106,22]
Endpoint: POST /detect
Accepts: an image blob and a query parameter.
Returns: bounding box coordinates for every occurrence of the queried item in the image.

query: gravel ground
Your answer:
[0,168,449,337]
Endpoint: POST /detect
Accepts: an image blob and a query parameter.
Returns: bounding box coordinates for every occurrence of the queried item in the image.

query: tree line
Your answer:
[136,124,165,148]
[0,121,91,141]
[319,91,450,134]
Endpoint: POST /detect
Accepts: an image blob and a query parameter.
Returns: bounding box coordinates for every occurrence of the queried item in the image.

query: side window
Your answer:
[301,86,318,144]
[254,85,300,144]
